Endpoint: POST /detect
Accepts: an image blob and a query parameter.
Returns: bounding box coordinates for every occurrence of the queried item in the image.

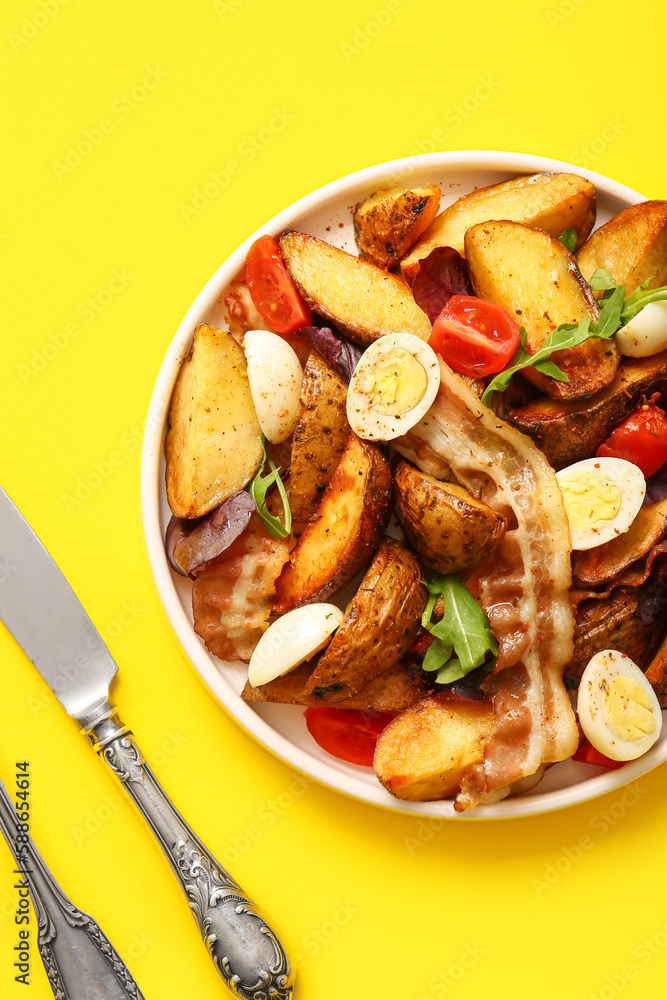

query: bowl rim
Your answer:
[140,148,664,821]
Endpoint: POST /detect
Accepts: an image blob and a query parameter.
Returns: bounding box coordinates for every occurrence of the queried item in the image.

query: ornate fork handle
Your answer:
[84,704,293,1000]
[0,775,143,1000]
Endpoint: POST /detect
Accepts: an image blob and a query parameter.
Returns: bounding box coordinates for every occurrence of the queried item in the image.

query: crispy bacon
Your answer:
[224,280,272,340]
[192,514,289,662]
[395,359,578,810]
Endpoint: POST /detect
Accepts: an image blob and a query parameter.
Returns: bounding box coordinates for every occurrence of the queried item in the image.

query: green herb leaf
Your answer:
[558,228,577,253]
[588,268,617,291]
[621,276,667,323]
[481,286,626,406]
[420,574,497,682]
[247,436,292,539]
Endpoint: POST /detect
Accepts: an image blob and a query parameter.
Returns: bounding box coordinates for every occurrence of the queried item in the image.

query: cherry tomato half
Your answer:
[596,394,667,478]
[572,739,626,770]
[304,708,396,767]
[245,234,311,334]
[428,295,521,378]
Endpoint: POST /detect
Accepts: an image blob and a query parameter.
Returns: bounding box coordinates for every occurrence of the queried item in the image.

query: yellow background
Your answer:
[1,1,666,997]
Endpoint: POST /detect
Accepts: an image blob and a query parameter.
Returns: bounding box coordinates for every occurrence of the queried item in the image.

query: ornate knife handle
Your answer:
[83,704,293,1000]
[0,775,143,1000]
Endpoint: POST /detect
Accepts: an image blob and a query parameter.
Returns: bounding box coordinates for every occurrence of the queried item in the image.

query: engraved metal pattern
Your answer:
[89,710,294,998]
[0,776,144,1000]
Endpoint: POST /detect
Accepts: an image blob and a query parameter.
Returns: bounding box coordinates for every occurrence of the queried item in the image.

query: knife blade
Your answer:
[0,486,294,998]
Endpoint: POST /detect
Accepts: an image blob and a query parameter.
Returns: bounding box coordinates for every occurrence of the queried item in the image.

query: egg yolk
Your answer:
[558,470,621,533]
[601,675,656,741]
[356,347,428,417]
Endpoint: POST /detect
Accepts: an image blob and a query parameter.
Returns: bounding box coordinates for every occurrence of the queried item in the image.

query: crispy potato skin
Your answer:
[507,350,667,468]
[572,498,667,586]
[374,694,494,801]
[303,539,426,702]
[465,220,618,400]
[353,184,441,269]
[577,201,667,297]
[241,659,430,712]
[394,460,507,574]
[645,635,667,708]
[289,349,350,524]
[279,231,432,346]
[166,324,263,518]
[401,172,596,278]
[565,587,667,682]
[273,433,392,613]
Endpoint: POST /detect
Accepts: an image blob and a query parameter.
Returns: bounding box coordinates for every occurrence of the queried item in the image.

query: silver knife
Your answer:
[0,486,294,999]
[0,774,145,999]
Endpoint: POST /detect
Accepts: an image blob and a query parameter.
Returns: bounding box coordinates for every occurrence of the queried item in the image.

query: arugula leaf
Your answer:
[420,574,497,682]
[481,285,626,405]
[558,228,577,253]
[247,436,292,539]
[621,277,667,323]
[588,268,617,291]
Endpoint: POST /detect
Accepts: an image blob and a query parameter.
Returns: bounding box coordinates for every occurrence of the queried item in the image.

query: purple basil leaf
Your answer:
[165,491,256,578]
[412,246,473,324]
[299,325,364,382]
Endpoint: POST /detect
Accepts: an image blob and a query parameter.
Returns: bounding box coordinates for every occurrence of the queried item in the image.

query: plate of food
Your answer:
[141,149,667,819]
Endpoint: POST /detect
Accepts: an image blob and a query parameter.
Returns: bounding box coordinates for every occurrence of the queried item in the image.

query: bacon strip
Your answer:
[192,514,289,662]
[395,360,578,810]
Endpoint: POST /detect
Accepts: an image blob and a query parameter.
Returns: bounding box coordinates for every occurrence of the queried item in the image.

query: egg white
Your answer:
[248,603,344,687]
[244,330,303,444]
[577,649,662,761]
[555,456,645,550]
[615,301,667,358]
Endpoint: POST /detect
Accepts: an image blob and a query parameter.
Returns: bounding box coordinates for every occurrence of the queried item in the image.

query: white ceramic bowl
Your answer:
[140,149,667,820]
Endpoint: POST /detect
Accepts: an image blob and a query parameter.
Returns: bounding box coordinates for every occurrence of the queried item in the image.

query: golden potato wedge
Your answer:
[374,694,494,801]
[393,460,507,574]
[166,324,263,518]
[302,539,426,702]
[273,432,392,613]
[565,587,667,682]
[241,658,430,712]
[645,634,667,708]
[507,350,667,468]
[278,231,432,347]
[289,349,350,524]
[353,184,441,269]
[465,220,618,400]
[573,498,667,586]
[577,201,667,297]
[401,172,596,278]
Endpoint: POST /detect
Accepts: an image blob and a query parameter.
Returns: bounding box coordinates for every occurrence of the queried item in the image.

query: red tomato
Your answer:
[428,295,521,377]
[245,235,311,334]
[596,394,667,478]
[572,739,626,770]
[304,708,396,767]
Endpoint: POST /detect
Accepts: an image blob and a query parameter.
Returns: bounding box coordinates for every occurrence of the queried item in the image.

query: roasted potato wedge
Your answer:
[374,694,494,801]
[577,201,667,297]
[645,634,667,708]
[166,324,263,518]
[289,349,350,524]
[573,498,667,586]
[273,433,391,612]
[507,350,667,468]
[303,539,426,702]
[565,586,667,681]
[394,460,507,574]
[279,231,432,346]
[465,220,618,400]
[241,658,430,712]
[401,172,596,278]
[353,184,441,269]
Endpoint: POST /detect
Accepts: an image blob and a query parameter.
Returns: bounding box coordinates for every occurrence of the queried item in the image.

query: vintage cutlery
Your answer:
[0,774,145,999]
[0,486,294,999]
